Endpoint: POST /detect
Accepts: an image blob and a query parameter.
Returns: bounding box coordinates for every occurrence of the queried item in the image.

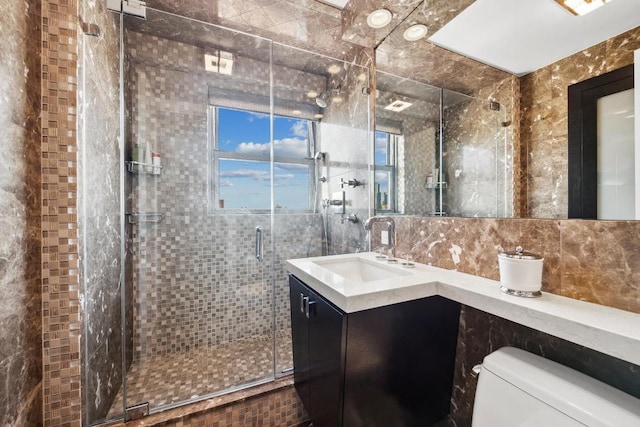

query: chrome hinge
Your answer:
[125,402,150,421]
[107,0,147,19]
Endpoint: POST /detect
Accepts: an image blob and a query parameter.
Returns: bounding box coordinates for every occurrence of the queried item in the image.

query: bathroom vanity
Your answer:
[289,274,460,427]
[287,252,640,427]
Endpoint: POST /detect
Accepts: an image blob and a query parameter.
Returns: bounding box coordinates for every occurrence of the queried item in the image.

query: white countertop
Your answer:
[286,252,640,367]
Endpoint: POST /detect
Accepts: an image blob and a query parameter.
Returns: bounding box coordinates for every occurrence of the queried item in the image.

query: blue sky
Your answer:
[217,108,311,209]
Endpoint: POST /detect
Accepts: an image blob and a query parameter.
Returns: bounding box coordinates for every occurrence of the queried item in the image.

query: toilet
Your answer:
[472,347,640,426]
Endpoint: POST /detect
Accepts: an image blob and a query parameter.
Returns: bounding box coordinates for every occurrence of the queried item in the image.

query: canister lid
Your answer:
[499,246,542,260]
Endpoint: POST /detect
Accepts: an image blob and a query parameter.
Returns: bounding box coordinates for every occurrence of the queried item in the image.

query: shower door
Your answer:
[119,10,278,414]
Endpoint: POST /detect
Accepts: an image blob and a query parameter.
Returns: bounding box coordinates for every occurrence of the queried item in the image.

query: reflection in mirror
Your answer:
[375,71,512,218]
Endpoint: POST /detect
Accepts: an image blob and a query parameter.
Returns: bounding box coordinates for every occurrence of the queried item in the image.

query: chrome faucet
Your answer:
[363,216,395,257]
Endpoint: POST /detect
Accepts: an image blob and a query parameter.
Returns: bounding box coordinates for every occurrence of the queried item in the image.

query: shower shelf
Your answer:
[126,160,163,175]
[126,212,164,224]
[426,182,447,189]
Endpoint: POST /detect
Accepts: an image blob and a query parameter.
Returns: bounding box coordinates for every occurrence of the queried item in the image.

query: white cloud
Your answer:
[245,112,268,122]
[220,169,270,181]
[375,135,388,153]
[291,120,308,138]
[220,169,295,182]
[274,173,295,181]
[236,137,308,158]
[375,171,389,184]
[276,164,309,172]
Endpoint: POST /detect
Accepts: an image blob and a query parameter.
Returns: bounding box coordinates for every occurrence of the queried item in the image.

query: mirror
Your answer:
[375,71,512,218]
[373,1,639,219]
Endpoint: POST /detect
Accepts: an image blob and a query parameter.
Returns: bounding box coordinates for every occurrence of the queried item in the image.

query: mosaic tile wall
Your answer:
[397,119,437,215]
[77,0,123,423]
[124,27,325,362]
[0,0,43,425]
[41,0,82,425]
[521,25,640,219]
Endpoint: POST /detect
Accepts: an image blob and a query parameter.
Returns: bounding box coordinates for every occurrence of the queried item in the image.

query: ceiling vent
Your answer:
[205,51,234,75]
[384,100,413,112]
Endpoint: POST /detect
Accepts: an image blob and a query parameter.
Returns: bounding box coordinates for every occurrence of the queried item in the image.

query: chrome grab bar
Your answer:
[255,226,263,262]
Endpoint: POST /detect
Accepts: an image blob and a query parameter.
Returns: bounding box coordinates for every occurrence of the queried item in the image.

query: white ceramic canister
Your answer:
[498,246,543,297]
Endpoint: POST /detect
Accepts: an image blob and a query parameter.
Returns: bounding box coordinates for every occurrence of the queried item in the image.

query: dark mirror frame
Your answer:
[568,64,635,219]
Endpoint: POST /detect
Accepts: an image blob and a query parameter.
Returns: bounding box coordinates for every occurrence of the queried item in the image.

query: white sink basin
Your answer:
[312,256,412,282]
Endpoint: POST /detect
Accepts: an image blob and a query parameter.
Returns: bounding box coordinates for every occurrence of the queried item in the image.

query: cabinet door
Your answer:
[307,286,347,427]
[289,275,311,414]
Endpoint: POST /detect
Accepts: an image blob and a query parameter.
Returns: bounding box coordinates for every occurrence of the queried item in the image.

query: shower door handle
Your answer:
[255,226,263,262]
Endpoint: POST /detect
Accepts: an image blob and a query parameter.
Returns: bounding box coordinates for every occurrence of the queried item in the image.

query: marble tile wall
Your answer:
[394,216,640,313]
[77,1,123,424]
[0,0,43,425]
[521,26,640,219]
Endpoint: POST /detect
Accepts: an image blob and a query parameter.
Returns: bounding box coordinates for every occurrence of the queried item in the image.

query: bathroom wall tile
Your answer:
[527,136,568,220]
[398,217,562,291]
[560,220,640,313]
[521,25,638,219]
[549,43,608,100]
[0,0,43,425]
[520,67,552,105]
[605,26,640,71]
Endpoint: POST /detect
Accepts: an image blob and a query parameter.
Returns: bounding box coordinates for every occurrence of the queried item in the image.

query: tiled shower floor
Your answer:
[107,331,293,418]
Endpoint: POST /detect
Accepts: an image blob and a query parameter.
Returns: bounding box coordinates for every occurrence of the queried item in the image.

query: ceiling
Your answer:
[428,0,640,76]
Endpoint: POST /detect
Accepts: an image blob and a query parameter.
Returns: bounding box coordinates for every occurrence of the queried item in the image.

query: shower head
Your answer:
[315,93,328,108]
[315,86,342,109]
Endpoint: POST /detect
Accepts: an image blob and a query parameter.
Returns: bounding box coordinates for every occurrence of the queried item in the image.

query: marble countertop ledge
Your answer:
[286,252,640,367]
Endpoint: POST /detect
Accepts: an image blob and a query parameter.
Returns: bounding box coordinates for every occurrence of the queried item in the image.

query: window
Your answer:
[374,131,397,212]
[210,107,315,211]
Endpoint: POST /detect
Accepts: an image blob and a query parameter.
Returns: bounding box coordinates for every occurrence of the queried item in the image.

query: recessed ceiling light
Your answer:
[292,110,302,115]
[306,90,319,98]
[554,0,612,16]
[367,9,392,29]
[314,114,324,119]
[384,100,413,112]
[403,24,428,41]
[327,64,342,74]
[332,96,343,103]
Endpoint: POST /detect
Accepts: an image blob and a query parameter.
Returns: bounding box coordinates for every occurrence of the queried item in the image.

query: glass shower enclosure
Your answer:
[80,4,369,425]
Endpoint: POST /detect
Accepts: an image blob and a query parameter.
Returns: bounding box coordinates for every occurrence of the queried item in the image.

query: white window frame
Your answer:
[374,131,398,213]
[208,106,316,213]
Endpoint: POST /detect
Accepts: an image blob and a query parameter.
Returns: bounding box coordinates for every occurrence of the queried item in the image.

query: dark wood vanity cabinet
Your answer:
[289,274,461,427]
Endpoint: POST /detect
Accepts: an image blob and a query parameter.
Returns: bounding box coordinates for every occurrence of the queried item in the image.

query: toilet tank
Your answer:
[472,347,640,427]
